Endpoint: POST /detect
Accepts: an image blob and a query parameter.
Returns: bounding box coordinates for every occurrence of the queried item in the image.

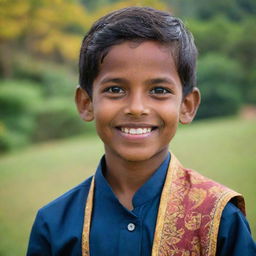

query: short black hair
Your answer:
[79,6,197,97]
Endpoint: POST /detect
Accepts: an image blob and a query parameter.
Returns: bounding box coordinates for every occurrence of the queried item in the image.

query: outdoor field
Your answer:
[0,117,255,255]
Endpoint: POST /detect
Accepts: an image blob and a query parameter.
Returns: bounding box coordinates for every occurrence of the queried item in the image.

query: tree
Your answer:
[0,0,90,78]
[196,54,243,119]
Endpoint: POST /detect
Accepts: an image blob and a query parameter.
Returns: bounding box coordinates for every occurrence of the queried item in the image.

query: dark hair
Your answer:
[79,6,197,97]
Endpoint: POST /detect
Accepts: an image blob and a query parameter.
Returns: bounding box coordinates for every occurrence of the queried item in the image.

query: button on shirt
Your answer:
[89,154,170,256]
[127,223,136,231]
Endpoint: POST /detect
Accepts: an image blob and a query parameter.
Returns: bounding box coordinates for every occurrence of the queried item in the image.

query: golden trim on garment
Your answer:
[82,176,95,256]
[151,152,178,255]
[81,155,245,256]
[207,191,243,255]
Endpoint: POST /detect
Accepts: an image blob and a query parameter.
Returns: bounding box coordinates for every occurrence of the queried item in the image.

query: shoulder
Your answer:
[178,166,245,215]
[171,155,244,210]
[221,202,246,220]
[37,176,93,222]
[220,202,251,234]
[27,176,94,255]
[183,167,229,189]
[41,175,93,209]
[217,202,256,255]
[183,168,244,204]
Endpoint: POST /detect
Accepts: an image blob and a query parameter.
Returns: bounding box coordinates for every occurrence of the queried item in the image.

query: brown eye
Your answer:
[105,86,125,94]
[150,87,170,94]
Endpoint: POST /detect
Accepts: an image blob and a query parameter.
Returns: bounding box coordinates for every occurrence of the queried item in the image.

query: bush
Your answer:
[0,80,41,114]
[197,86,242,118]
[40,67,77,98]
[188,16,237,56]
[0,80,42,151]
[227,17,256,68]
[0,80,94,152]
[196,54,243,119]
[33,98,90,141]
[0,128,30,152]
[13,56,77,98]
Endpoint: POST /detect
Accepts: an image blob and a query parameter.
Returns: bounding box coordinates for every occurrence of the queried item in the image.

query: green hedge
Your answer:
[33,98,88,142]
[13,56,77,98]
[0,80,42,151]
[0,80,94,152]
[196,54,243,119]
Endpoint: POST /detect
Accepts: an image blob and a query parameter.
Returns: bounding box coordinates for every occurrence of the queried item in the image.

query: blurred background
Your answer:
[0,0,255,255]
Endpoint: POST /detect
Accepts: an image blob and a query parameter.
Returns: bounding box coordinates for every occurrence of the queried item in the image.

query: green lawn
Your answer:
[0,117,255,255]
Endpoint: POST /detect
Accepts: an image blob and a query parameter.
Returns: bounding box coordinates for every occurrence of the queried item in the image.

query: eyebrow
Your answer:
[145,77,176,86]
[100,77,128,85]
[100,77,176,86]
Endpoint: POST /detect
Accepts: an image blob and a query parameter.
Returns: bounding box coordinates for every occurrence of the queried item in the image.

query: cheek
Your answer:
[159,102,181,123]
[93,100,118,136]
[158,103,180,141]
[94,103,116,123]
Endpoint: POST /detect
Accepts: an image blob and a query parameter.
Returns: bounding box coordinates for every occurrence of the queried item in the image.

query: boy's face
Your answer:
[76,41,200,163]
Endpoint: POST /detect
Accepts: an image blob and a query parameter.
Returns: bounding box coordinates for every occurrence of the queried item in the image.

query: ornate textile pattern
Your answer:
[82,155,245,256]
[152,155,245,256]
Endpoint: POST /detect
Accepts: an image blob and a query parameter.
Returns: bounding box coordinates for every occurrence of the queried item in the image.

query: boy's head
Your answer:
[76,6,200,162]
[79,6,197,97]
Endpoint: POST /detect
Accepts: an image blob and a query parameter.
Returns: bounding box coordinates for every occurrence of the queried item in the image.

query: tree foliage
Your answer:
[0,0,89,77]
[0,0,256,151]
[196,54,243,119]
[163,0,256,20]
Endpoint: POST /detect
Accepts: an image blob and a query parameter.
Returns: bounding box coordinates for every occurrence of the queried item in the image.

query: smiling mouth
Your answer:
[117,126,157,135]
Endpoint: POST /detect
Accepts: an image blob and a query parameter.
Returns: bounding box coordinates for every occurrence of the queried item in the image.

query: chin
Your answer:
[117,148,167,163]
[120,154,151,162]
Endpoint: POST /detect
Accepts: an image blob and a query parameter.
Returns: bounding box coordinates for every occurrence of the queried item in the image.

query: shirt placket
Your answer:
[118,214,142,256]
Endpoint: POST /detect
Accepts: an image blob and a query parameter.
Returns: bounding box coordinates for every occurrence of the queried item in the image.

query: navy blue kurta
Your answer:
[27,154,256,255]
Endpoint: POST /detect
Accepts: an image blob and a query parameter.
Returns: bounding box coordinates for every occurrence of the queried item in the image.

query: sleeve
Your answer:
[216,202,256,256]
[26,210,51,256]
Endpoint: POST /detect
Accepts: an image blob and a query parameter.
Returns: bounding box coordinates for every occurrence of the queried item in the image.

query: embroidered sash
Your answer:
[81,154,245,256]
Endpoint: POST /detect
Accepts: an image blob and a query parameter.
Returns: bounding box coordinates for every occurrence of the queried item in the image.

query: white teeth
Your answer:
[120,127,153,135]
[137,128,143,134]
[130,128,136,134]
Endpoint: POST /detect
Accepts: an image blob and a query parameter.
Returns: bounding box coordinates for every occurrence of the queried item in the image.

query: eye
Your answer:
[150,87,171,95]
[104,86,125,94]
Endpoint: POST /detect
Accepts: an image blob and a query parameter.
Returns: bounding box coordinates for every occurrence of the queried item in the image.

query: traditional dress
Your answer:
[27,153,256,256]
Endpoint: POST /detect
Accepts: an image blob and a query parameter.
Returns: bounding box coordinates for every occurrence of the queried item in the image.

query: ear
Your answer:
[75,87,94,121]
[179,87,201,124]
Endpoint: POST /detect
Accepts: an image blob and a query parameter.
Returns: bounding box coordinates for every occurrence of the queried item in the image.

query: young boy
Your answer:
[27,7,256,256]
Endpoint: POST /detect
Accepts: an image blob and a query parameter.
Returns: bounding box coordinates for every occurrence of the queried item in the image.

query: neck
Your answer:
[104,149,168,210]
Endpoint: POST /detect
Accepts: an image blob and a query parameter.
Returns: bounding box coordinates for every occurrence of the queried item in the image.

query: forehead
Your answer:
[102,40,175,64]
[95,40,180,82]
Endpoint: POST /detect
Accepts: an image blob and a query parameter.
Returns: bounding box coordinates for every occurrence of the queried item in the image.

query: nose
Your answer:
[124,91,150,117]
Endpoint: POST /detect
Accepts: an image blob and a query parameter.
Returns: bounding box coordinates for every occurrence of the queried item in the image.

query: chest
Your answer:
[89,193,161,256]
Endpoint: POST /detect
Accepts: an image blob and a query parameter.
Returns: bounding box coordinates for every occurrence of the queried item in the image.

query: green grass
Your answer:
[0,117,255,255]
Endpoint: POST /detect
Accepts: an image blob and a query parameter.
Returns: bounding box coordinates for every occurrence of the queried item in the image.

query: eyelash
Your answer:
[150,87,171,95]
[104,86,125,94]
[103,86,172,96]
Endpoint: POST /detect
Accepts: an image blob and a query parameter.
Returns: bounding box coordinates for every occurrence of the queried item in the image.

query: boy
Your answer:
[27,7,256,256]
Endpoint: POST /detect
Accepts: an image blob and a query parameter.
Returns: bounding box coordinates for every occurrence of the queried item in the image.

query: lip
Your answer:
[116,129,155,140]
[115,123,158,129]
[114,123,158,140]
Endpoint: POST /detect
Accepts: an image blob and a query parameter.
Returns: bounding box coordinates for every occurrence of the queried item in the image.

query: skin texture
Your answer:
[76,41,200,209]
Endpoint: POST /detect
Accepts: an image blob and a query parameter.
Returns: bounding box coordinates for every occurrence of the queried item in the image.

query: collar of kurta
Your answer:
[81,154,245,256]
[94,153,170,209]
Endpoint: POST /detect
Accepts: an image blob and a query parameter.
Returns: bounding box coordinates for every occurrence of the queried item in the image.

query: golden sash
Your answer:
[81,154,245,256]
